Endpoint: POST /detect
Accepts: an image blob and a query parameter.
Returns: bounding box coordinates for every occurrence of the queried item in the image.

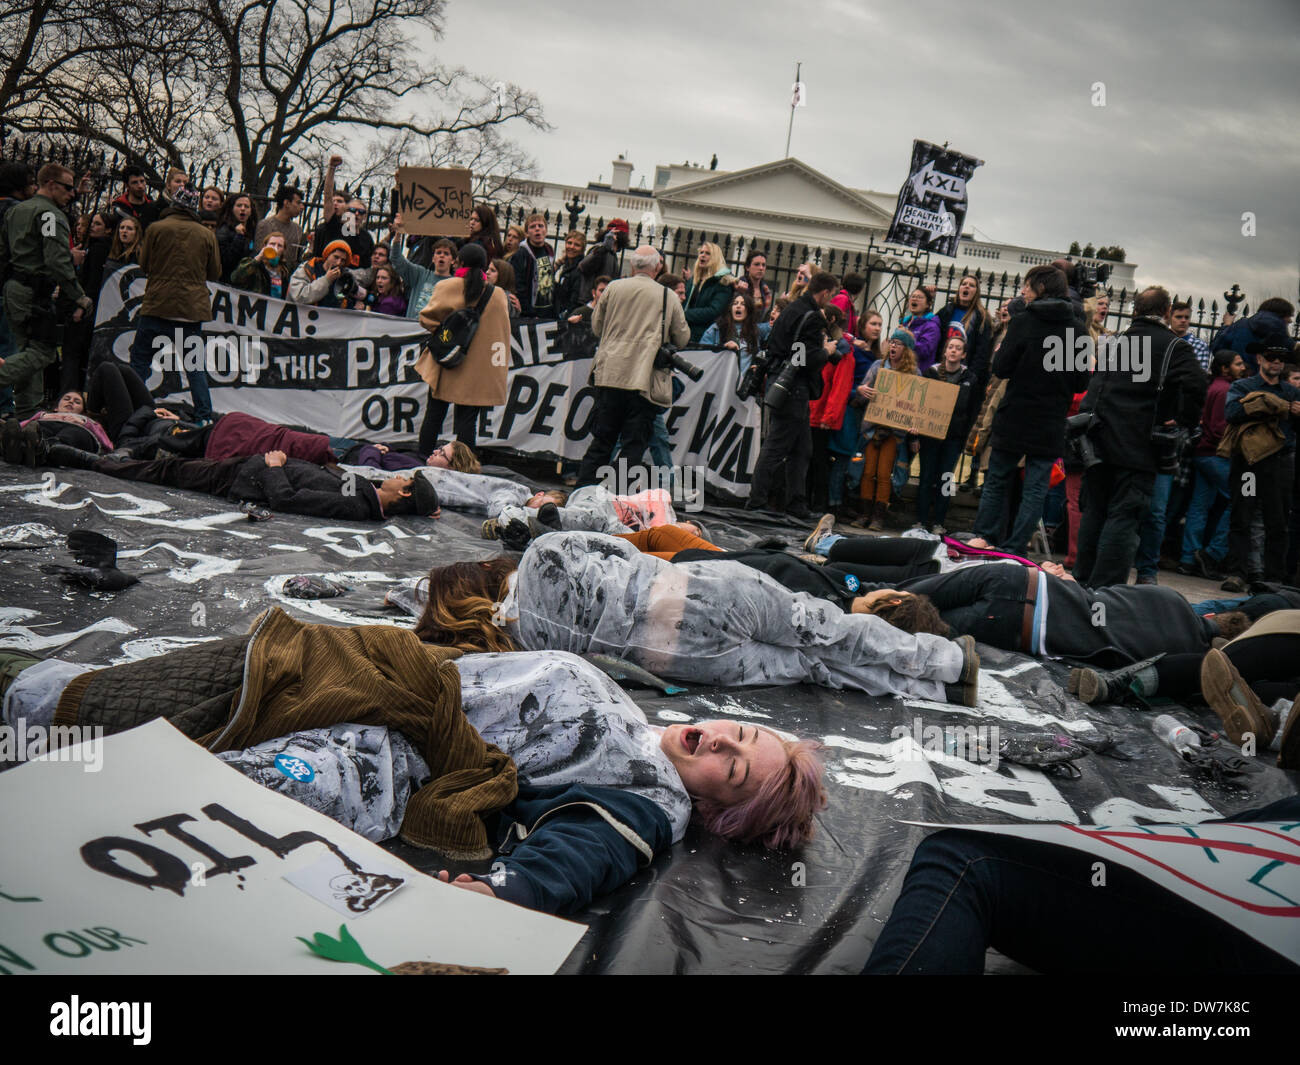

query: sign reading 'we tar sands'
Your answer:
[393,167,474,237]
[863,367,959,439]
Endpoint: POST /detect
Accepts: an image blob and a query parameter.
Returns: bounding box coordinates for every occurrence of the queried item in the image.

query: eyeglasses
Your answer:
[347,207,366,215]
[53,180,75,191]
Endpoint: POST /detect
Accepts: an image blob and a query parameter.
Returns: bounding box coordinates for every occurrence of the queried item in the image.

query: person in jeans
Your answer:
[969,265,1087,555]
[1178,350,1246,578]
[863,796,1300,974]
[126,185,222,423]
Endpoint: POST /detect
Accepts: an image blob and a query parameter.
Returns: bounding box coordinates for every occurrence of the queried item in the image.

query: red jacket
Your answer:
[808,343,856,430]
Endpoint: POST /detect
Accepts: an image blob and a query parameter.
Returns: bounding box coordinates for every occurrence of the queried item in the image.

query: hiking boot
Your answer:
[866,502,887,533]
[481,518,500,540]
[1069,654,1165,705]
[1,418,26,465]
[804,513,835,553]
[1277,695,1300,770]
[1219,575,1248,593]
[1200,648,1273,749]
[944,634,979,708]
[1193,549,1222,580]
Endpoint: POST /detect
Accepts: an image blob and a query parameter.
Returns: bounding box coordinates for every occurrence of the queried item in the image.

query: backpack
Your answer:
[424,280,494,369]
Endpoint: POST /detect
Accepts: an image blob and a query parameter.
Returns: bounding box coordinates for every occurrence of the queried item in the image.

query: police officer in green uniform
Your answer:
[0,163,92,417]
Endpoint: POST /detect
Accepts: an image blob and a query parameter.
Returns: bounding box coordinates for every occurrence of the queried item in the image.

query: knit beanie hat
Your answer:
[890,327,916,351]
[172,185,201,215]
[322,239,357,266]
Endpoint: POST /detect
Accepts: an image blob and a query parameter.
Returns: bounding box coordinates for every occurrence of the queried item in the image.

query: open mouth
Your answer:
[681,727,703,755]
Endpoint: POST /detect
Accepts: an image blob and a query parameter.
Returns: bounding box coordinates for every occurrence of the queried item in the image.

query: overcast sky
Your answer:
[431,0,1299,311]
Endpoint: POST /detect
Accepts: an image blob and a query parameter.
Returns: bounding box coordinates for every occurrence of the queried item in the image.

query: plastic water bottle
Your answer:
[1152,714,1200,756]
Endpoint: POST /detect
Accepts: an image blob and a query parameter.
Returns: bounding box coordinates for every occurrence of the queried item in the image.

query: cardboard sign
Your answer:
[0,720,584,975]
[393,167,474,237]
[910,820,1300,964]
[862,366,959,439]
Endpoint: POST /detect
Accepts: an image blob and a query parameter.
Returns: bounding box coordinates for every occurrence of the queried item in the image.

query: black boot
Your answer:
[1068,653,1165,705]
[40,442,100,471]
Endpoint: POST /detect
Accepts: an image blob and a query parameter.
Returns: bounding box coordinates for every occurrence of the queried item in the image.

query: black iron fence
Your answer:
[6,136,1293,346]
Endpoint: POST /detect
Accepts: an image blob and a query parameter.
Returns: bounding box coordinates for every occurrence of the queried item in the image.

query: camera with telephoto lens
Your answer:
[1065,411,1102,469]
[736,346,773,401]
[763,356,802,409]
[655,343,703,382]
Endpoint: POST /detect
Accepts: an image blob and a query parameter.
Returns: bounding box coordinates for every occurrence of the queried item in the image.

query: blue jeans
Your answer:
[972,449,1053,554]
[1134,472,1173,578]
[128,316,213,420]
[916,437,962,528]
[863,796,1300,974]
[1180,455,1231,563]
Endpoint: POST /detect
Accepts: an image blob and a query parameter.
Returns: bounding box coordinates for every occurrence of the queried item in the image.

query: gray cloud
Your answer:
[423,0,1298,309]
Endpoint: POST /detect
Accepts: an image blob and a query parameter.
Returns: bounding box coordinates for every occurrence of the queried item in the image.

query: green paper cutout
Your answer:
[297,923,392,975]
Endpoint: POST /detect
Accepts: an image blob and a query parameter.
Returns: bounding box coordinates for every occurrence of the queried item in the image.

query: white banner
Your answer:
[0,720,584,975]
[93,268,761,498]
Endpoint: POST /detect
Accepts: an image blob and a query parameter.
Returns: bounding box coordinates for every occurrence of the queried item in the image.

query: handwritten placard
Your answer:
[863,366,959,439]
[393,167,474,237]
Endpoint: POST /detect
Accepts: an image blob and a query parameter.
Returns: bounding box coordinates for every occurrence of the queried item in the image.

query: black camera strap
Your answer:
[1149,335,1184,431]
[660,285,670,348]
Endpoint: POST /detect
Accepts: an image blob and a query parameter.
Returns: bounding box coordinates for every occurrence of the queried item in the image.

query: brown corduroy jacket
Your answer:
[53,607,517,859]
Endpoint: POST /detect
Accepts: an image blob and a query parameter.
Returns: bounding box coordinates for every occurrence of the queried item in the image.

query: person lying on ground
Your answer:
[35,445,439,521]
[1,361,154,464]
[634,523,1261,665]
[0,625,827,915]
[863,794,1299,975]
[410,531,981,704]
[481,484,681,546]
[1068,610,1299,769]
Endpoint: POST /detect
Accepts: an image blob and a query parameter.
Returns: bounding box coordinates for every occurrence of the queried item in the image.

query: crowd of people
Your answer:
[2,152,1299,975]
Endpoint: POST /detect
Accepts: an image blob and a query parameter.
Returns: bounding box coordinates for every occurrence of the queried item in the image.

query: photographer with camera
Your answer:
[580,219,628,302]
[574,245,690,489]
[1072,285,1205,588]
[0,164,92,418]
[744,270,840,519]
[289,239,366,310]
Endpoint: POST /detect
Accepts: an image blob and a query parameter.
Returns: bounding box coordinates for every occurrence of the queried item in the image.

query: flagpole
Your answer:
[785,61,801,158]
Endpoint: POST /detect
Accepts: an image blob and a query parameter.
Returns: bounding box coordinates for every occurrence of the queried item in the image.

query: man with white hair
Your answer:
[574,245,689,487]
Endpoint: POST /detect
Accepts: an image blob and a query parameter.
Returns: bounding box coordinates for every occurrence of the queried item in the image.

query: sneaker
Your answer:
[1199,648,1273,749]
[804,513,835,553]
[796,553,828,566]
[1278,695,1300,770]
[481,518,500,540]
[1219,575,1248,593]
[931,525,947,536]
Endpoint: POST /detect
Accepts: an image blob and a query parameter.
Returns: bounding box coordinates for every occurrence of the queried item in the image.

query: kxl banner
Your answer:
[90,267,761,498]
[885,140,983,257]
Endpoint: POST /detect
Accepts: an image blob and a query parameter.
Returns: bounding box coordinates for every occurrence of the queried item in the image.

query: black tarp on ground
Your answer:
[2,461,1296,973]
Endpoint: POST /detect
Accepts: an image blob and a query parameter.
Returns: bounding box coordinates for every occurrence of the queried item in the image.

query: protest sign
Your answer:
[0,720,584,974]
[393,167,474,236]
[91,267,762,498]
[862,366,959,439]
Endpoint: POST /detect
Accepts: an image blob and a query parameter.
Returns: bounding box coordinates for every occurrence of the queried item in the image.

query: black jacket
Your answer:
[989,298,1090,457]
[925,363,980,443]
[766,293,830,407]
[579,244,620,302]
[552,254,585,317]
[216,223,251,282]
[936,301,994,390]
[1080,316,1207,473]
[229,457,384,520]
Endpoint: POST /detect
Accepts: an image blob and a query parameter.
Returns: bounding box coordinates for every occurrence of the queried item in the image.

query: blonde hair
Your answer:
[446,440,481,474]
[690,242,730,291]
[785,262,819,301]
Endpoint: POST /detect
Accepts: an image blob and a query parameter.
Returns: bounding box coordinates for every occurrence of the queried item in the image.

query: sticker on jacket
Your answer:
[274,753,316,783]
